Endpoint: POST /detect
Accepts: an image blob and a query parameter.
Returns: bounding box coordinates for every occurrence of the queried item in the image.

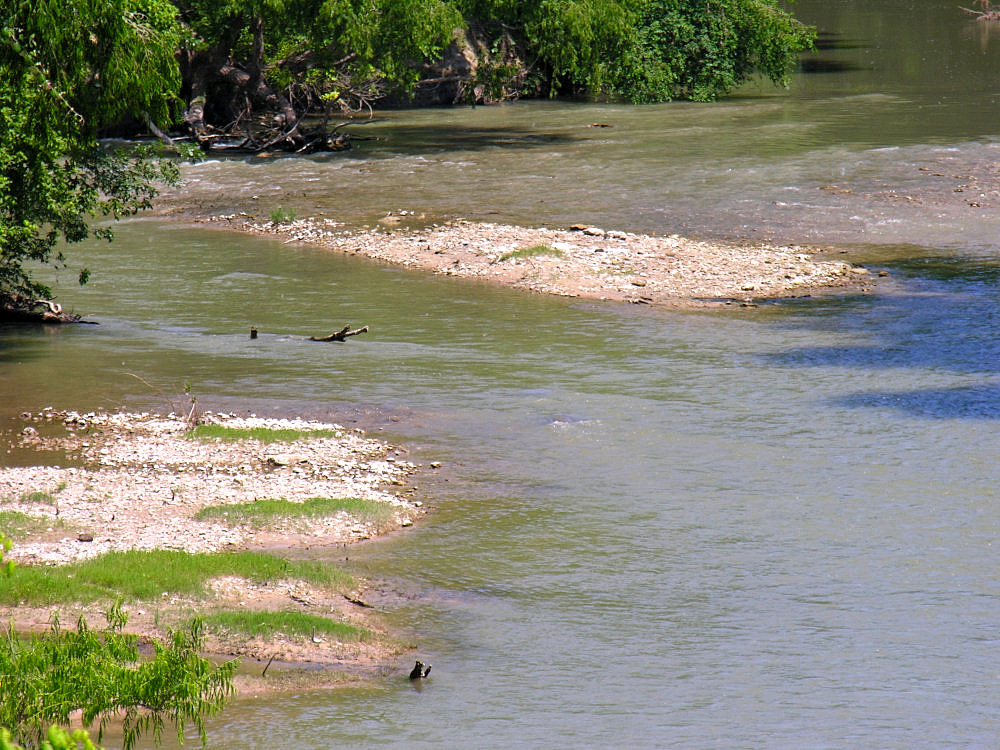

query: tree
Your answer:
[1,726,102,750]
[465,0,639,98]
[0,0,185,320]
[170,0,812,147]
[0,539,234,750]
[0,538,234,750]
[453,0,813,101]
[173,0,463,151]
[625,0,815,102]
[0,605,236,750]
[0,0,813,314]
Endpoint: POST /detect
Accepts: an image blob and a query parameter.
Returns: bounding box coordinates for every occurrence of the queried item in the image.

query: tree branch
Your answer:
[308,325,369,342]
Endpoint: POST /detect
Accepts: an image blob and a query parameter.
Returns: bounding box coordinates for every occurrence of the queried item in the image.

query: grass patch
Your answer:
[18,491,57,505]
[199,610,371,642]
[194,497,395,528]
[269,206,297,224]
[17,481,67,505]
[497,243,564,263]
[186,424,338,443]
[0,549,354,606]
[0,511,57,539]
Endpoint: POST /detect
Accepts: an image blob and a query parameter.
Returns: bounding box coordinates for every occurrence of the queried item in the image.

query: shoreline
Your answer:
[195,213,877,307]
[1,215,877,699]
[0,409,428,694]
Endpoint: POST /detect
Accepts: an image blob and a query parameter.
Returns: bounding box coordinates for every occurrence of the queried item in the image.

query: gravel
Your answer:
[2,410,420,566]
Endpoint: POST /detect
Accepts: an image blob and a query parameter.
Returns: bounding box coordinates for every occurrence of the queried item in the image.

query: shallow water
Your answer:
[3,0,1000,747]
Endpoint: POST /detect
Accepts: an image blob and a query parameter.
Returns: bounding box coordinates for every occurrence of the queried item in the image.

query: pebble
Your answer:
[236,217,870,306]
[1,411,420,565]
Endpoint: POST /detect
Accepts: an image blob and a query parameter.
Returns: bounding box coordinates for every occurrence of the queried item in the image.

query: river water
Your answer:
[3,0,1000,747]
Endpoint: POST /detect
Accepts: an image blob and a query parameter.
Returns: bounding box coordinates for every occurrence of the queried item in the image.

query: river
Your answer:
[2,0,1000,747]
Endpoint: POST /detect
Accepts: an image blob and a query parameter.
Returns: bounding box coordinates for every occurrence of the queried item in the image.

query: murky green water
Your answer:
[3,1,1000,747]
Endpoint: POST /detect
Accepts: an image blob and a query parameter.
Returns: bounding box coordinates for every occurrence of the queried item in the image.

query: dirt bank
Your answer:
[0,409,429,692]
[200,214,876,307]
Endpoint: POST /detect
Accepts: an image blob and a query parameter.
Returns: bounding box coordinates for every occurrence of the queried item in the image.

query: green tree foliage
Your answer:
[0,0,184,312]
[0,0,812,309]
[456,0,813,100]
[1,726,101,750]
[174,0,462,146]
[626,0,816,102]
[0,539,233,750]
[0,603,236,750]
[172,0,811,143]
[449,0,636,98]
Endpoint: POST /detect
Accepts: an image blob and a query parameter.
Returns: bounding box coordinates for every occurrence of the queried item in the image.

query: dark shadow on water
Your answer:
[832,383,1000,420]
[761,251,1000,418]
[355,124,582,157]
[797,32,870,73]
[812,32,869,52]
[763,294,1000,375]
[881,255,1000,285]
[0,325,76,363]
[764,251,1000,369]
[177,124,582,163]
[798,58,870,74]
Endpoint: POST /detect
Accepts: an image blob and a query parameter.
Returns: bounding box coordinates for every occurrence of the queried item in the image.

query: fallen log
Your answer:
[961,1,1000,19]
[0,297,89,324]
[309,324,369,342]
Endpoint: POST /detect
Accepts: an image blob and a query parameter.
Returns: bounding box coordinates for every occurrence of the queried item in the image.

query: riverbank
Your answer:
[197,214,876,307]
[0,409,428,693]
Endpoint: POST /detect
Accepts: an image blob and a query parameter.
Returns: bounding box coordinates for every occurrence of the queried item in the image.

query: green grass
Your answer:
[194,497,395,528]
[498,243,564,263]
[199,610,371,642]
[185,424,338,443]
[269,206,297,224]
[0,549,354,606]
[18,491,56,505]
[17,481,66,505]
[0,511,57,539]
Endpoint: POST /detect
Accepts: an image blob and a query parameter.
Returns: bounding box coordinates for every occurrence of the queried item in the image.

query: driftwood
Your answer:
[0,297,88,324]
[309,324,369,342]
[961,0,1000,19]
[34,299,62,316]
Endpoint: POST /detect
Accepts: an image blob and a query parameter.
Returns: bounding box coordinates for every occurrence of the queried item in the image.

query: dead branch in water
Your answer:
[309,324,369,342]
[961,0,1000,20]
